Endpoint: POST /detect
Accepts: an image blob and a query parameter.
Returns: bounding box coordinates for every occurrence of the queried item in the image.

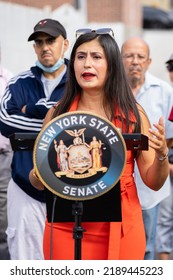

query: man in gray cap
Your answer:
[0,18,69,259]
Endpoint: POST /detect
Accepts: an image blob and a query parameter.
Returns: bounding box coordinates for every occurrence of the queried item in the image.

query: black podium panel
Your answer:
[10,132,148,151]
[45,181,121,223]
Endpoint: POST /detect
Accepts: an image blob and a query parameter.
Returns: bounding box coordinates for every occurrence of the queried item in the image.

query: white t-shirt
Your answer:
[135,72,173,209]
[41,66,67,99]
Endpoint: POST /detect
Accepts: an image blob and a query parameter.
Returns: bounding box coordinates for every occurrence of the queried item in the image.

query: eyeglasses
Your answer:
[166,63,173,72]
[122,53,148,63]
[75,28,114,39]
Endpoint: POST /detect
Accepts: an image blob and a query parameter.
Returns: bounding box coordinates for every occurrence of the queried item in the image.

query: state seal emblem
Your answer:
[33,111,126,200]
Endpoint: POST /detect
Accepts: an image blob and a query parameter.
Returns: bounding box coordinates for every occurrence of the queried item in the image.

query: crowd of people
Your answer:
[0,18,173,260]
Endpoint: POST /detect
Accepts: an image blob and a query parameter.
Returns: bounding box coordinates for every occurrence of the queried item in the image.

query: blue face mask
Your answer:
[36,58,64,73]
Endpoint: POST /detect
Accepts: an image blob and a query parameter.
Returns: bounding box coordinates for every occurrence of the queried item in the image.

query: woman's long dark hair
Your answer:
[53,32,141,133]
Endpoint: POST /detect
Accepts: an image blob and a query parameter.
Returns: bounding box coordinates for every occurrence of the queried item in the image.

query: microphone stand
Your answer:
[72,201,86,260]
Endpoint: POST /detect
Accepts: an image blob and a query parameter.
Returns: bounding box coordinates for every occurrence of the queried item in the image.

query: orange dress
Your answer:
[43,96,146,260]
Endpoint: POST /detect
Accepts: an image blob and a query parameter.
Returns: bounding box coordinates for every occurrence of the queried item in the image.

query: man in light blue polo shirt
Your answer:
[121,37,173,260]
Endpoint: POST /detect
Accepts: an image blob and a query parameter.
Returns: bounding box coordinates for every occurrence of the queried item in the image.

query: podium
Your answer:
[10,131,148,259]
[10,132,148,152]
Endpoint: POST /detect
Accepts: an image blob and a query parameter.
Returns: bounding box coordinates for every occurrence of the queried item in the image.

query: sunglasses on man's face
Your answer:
[75,28,114,39]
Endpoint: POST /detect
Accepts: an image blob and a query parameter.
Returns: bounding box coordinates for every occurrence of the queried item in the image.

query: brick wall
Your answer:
[87,0,122,22]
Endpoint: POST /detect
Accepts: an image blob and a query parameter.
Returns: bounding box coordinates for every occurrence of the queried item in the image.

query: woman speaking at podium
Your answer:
[30,28,169,260]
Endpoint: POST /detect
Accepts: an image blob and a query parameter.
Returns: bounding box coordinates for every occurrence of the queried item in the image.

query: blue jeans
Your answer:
[142,204,159,260]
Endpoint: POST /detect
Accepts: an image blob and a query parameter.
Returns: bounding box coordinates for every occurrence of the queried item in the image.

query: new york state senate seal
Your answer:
[33,111,127,201]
